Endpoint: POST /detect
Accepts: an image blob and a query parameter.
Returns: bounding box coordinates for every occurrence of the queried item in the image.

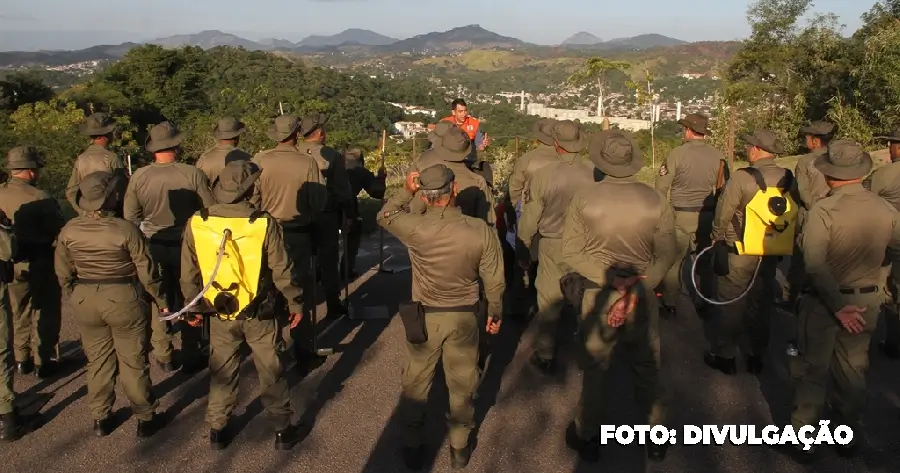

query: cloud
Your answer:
[0,13,37,21]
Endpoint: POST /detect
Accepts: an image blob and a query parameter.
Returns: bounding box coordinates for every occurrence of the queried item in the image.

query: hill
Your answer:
[605,33,688,49]
[150,30,267,50]
[380,25,527,53]
[298,29,398,47]
[257,38,296,49]
[0,42,137,67]
[561,32,603,46]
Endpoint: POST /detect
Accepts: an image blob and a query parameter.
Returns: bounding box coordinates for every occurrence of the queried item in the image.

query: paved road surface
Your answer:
[2,234,900,473]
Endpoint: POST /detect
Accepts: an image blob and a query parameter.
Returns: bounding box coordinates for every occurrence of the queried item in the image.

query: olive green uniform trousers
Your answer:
[660,210,713,308]
[574,285,665,441]
[72,283,156,421]
[790,289,883,446]
[533,237,566,361]
[281,229,313,352]
[706,252,776,359]
[148,242,201,365]
[207,316,292,431]
[313,211,342,308]
[10,252,61,367]
[402,310,479,450]
[0,282,13,415]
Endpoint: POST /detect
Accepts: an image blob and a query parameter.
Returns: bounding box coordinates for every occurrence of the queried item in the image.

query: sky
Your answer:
[0,0,877,51]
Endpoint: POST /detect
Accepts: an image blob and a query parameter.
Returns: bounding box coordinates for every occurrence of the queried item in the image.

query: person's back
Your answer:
[196,117,252,185]
[253,144,325,228]
[658,140,722,210]
[125,162,213,241]
[413,134,494,225]
[522,158,595,240]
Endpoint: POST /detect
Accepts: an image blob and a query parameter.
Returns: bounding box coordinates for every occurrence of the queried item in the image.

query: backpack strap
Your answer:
[200,208,210,221]
[248,210,265,223]
[778,169,794,190]
[739,167,768,192]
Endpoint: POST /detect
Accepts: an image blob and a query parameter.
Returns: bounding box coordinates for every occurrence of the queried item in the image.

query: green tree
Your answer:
[568,57,631,118]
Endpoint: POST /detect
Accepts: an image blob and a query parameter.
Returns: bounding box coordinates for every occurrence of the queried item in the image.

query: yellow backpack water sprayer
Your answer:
[691,167,797,305]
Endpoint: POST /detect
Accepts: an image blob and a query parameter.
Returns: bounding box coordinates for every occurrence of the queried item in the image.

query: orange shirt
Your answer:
[440,116,480,141]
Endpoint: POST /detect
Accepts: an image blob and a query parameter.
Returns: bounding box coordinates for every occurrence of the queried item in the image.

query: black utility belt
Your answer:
[673,205,715,213]
[421,304,480,314]
[398,300,486,344]
[75,276,136,285]
[804,286,879,296]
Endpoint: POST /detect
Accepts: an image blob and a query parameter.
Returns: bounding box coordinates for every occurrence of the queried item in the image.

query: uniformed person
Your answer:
[561,131,676,463]
[503,118,558,317]
[411,125,495,226]
[342,148,386,279]
[0,146,65,379]
[252,115,326,357]
[788,141,897,463]
[655,113,725,315]
[299,114,356,318]
[378,164,504,470]
[0,209,18,441]
[180,160,304,450]
[66,112,126,214]
[785,121,835,308]
[705,130,796,375]
[123,122,215,372]
[517,120,594,372]
[864,127,900,358]
[56,171,165,438]
[194,117,252,185]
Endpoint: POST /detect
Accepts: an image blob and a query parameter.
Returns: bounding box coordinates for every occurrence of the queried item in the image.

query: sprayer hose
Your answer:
[690,245,763,306]
[159,229,231,321]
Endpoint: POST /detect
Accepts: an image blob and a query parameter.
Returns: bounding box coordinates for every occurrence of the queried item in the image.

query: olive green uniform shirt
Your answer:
[299,141,355,216]
[54,211,166,307]
[793,147,830,210]
[123,162,215,242]
[195,143,252,185]
[655,140,724,209]
[561,176,677,290]
[802,183,900,314]
[66,144,125,214]
[252,143,327,229]
[180,201,303,315]
[0,177,65,249]
[864,160,900,210]
[711,158,799,244]
[413,150,495,226]
[507,144,559,207]
[518,156,595,247]
[377,188,505,319]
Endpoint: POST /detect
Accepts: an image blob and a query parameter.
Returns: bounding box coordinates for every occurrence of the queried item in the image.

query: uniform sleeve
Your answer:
[561,194,610,285]
[304,159,328,215]
[507,155,529,206]
[712,173,744,241]
[479,181,496,227]
[643,199,678,290]
[801,205,843,315]
[362,168,387,200]
[108,152,125,171]
[179,221,202,306]
[195,172,215,208]
[655,148,677,196]
[517,172,544,250]
[265,217,303,314]
[123,175,143,227]
[65,162,82,214]
[478,224,505,319]
[796,159,815,209]
[376,188,420,245]
[53,231,75,297]
[125,223,165,308]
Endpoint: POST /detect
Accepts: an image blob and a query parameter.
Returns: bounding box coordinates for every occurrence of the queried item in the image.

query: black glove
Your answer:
[712,240,730,277]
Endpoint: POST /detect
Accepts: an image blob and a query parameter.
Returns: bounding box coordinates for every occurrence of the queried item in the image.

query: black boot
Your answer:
[274,424,299,451]
[745,355,764,375]
[647,443,668,462]
[36,360,59,380]
[450,445,472,469]
[529,352,556,375]
[403,445,425,471]
[16,359,33,376]
[94,417,112,437]
[703,352,736,375]
[136,415,157,438]
[210,428,227,450]
[0,412,18,442]
[565,422,599,463]
[326,297,348,319]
